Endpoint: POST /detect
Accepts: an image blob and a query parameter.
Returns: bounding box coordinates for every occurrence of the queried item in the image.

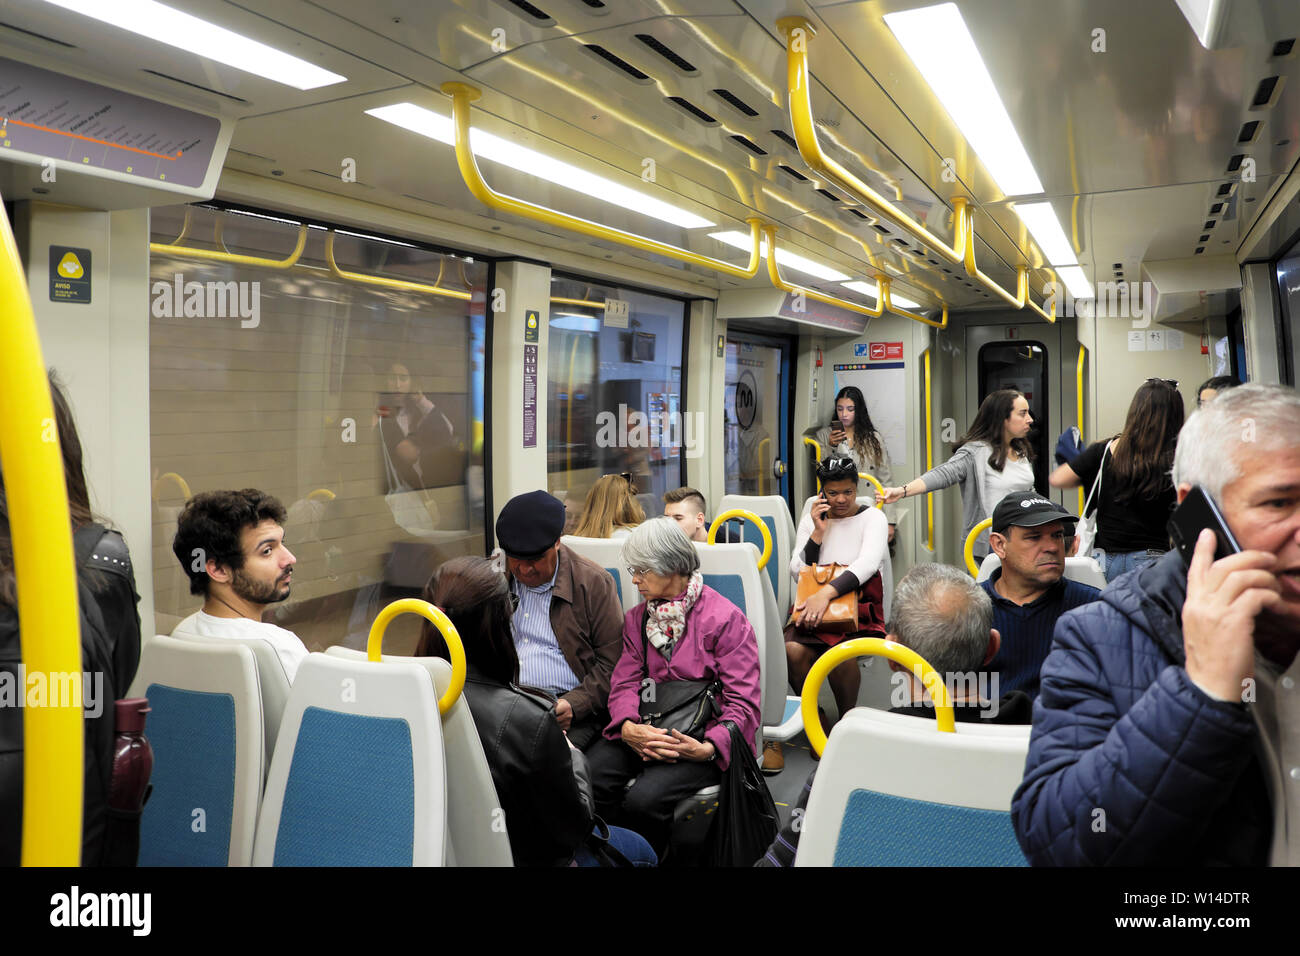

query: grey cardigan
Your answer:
[916,440,1033,554]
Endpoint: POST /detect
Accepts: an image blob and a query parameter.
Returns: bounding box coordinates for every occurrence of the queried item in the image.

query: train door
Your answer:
[965,322,1064,497]
[723,331,794,511]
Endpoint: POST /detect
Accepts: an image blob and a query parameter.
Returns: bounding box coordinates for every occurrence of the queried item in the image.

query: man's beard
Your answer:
[231,566,290,605]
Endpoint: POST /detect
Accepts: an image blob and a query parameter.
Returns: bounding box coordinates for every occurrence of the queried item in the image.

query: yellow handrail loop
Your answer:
[1,194,83,865]
[858,472,886,507]
[761,225,881,319]
[149,222,308,270]
[803,435,823,491]
[155,471,192,501]
[366,599,467,715]
[707,508,773,570]
[440,82,764,280]
[325,232,472,300]
[801,638,955,757]
[964,516,994,577]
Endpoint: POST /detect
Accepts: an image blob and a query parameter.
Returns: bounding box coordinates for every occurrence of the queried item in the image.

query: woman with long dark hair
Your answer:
[880,389,1035,561]
[1049,378,1184,582]
[814,386,898,542]
[418,555,655,866]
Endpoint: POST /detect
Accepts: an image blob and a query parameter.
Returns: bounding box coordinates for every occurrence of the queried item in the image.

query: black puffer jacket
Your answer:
[461,668,594,866]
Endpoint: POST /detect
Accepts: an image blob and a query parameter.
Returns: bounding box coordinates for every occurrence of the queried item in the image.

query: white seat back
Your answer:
[717,494,796,615]
[325,646,512,866]
[796,707,1030,866]
[252,653,447,866]
[129,635,263,866]
[975,553,1108,590]
[560,535,637,614]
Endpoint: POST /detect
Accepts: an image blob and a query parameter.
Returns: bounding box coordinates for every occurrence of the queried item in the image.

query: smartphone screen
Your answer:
[1167,484,1242,564]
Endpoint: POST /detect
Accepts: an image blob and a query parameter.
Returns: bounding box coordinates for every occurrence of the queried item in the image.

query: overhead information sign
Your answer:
[0,57,220,188]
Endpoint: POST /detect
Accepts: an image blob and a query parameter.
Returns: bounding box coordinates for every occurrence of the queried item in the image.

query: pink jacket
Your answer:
[603,585,761,769]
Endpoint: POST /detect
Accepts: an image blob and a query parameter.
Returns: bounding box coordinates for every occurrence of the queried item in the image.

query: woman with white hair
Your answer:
[584,517,762,859]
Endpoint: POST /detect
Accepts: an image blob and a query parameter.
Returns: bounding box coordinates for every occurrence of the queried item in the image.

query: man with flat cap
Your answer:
[496,490,625,749]
[982,492,1102,699]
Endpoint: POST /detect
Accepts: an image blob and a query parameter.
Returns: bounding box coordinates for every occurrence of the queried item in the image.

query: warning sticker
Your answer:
[49,246,91,303]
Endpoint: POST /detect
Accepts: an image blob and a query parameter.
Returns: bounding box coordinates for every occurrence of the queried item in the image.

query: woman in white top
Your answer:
[812,385,898,543]
[785,457,890,731]
[879,389,1036,561]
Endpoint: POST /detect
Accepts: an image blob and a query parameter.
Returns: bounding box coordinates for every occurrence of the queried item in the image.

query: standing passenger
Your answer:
[880,389,1035,562]
[813,386,898,543]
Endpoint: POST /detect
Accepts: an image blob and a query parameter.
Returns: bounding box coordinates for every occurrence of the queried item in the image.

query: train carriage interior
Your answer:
[1,0,1298,877]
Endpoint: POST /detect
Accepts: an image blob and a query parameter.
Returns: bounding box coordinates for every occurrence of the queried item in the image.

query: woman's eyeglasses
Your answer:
[626,566,654,578]
[1146,377,1179,389]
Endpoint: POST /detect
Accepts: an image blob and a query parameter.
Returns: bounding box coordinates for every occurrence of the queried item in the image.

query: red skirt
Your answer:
[784,571,886,647]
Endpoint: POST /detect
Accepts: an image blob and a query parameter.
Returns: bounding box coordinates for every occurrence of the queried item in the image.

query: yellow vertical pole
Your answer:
[923,349,935,552]
[1077,346,1086,516]
[0,196,83,864]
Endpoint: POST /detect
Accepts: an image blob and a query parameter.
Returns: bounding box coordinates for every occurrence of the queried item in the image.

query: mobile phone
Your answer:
[1167,484,1242,565]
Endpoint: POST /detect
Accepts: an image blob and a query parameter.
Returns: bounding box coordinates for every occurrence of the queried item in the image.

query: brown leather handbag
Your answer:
[791,564,859,633]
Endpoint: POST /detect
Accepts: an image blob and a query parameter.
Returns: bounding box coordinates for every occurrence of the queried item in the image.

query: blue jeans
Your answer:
[1093,548,1164,584]
[573,825,658,867]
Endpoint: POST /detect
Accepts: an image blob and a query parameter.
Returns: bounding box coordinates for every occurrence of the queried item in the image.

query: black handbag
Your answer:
[636,612,721,740]
[708,720,779,867]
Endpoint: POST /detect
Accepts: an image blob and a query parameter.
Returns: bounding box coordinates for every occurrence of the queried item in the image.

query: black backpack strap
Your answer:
[75,525,132,581]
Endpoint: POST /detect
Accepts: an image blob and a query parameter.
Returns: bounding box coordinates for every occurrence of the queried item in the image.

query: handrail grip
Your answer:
[762,226,882,319]
[858,472,886,508]
[964,517,994,577]
[757,436,770,496]
[803,436,823,491]
[441,81,764,280]
[801,638,955,757]
[150,223,308,270]
[881,279,948,329]
[1,195,83,865]
[707,508,773,570]
[155,471,192,501]
[325,232,473,300]
[366,599,467,715]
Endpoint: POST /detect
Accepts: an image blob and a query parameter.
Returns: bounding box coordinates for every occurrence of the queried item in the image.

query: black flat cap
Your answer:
[991,492,1078,535]
[496,490,565,558]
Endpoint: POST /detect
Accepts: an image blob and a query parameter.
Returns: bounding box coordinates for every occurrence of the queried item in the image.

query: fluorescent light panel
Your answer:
[709,231,850,282]
[41,0,347,90]
[1014,202,1078,266]
[883,3,1043,196]
[841,281,921,310]
[367,103,714,230]
[1054,266,1094,301]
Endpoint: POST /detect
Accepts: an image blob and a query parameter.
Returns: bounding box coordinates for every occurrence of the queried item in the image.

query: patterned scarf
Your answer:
[644,571,704,654]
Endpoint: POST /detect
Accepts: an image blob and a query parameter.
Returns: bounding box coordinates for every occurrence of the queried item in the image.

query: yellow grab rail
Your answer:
[882,280,948,329]
[858,472,885,508]
[0,196,83,865]
[550,296,607,309]
[366,598,467,715]
[1076,345,1086,516]
[150,223,308,270]
[757,436,770,496]
[441,82,764,280]
[801,638,955,757]
[964,517,994,577]
[307,488,336,501]
[778,18,1056,323]
[325,232,473,300]
[803,436,823,491]
[155,471,192,501]
[707,508,772,570]
[763,225,881,319]
[923,349,934,551]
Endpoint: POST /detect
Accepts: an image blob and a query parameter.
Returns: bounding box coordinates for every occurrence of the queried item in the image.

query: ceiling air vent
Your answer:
[1227,154,1245,171]
[1195,246,1205,254]
[847,209,871,221]
[1204,220,1216,229]
[578,0,606,7]
[872,224,891,235]
[1210,202,1224,213]
[1238,120,1261,143]
[1273,39,1295,57]
[1199,233,1210,242]
[730,134,766,156]
[779,165,810,183]
[504,0,554,23]
[712,89,758,117]
[635,34,697,73]
[0,21,76,47]
[816,188,841,203]
[1250,76,1281,109]
[666,96,716,124]
[771,129,799,149]
[142,69,249,103]
[1217,182,1235,196]
[584,44,649,81]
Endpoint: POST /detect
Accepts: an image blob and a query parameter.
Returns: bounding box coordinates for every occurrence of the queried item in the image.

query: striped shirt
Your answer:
[513,567,580,697]
[982,569,1100,699]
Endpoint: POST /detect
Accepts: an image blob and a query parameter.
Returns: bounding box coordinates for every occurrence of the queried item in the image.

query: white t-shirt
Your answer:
[172,610,309,683]
[983,456,1035,519]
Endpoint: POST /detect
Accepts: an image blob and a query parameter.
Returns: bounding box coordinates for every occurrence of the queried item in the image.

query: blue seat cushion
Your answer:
[702,573,746,615]
[834,789,1027,866]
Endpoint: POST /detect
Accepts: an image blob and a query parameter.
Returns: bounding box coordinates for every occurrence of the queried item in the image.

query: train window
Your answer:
[1272,240,1300,385]
[148,204,488,653]
[977,341,1049,494]
[546,274,686,528]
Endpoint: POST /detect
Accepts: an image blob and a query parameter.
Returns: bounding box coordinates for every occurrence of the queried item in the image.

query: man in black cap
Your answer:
[496,490,625,749]
[982,492,1102,699]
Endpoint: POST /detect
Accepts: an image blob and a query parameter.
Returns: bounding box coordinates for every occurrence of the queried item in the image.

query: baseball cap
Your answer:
[991,493,1078,535]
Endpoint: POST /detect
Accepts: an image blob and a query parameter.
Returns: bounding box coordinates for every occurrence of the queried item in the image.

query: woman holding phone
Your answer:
[814,386,897,542]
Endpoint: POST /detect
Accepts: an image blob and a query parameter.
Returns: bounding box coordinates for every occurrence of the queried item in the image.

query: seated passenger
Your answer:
[662,486,736,543]
[418,556,654,867]
[497,490,624,750]
[587,518,761,858]
[573,473,645,539]
[1196,373,1241,408]
[983,493,1101,699]
[1012,384,1300,865]
[757,562,1032,867]
[779,457,888,770]
[170,489,308,683]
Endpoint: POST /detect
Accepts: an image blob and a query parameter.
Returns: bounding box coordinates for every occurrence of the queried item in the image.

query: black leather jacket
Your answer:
[461,668,594,866]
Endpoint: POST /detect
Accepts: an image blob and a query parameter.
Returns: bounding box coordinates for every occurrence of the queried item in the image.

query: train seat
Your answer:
[252,653,447,866]
[975,552,1108,590]
[560,534,638,614]
[168,629,291,776]
[716,494,795,615]
[795,707,1030,867]
[129,635,263,867]
[325,646,513,866]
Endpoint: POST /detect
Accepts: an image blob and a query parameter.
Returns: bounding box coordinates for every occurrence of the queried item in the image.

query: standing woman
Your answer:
[814,386,898,543]
[1049,378,1184,583]
[573,473,645,539]
[879,389,1035,562]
